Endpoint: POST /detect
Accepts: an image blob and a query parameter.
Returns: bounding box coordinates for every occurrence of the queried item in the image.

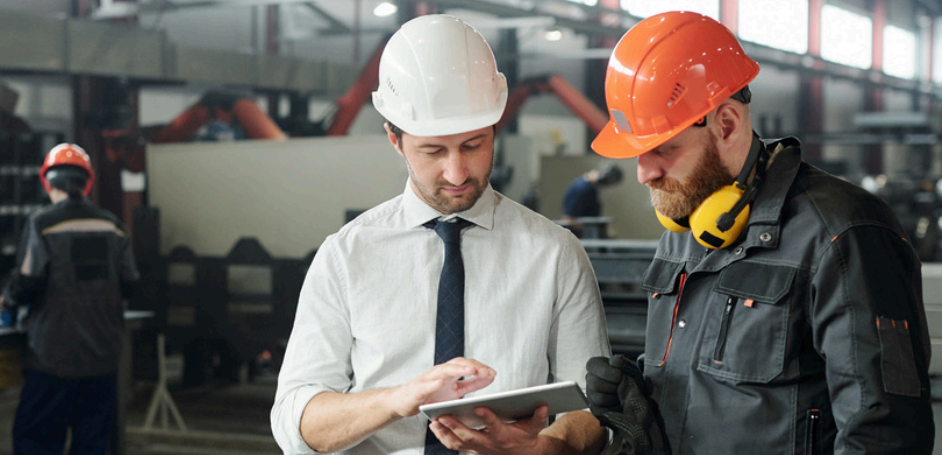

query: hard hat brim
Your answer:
[373,86,507,138]
[377,105,505,138]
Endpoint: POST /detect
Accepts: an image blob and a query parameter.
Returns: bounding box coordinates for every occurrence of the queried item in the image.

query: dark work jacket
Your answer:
[563,176,601,218]
[3,197,139,378]
[640,138,933,454]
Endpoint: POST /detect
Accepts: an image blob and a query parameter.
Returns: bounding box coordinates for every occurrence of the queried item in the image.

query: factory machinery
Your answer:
[131,224,657,387]
[579,237,658,359]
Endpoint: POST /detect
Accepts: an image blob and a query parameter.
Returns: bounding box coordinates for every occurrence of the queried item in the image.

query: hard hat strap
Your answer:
[731,85,752,104]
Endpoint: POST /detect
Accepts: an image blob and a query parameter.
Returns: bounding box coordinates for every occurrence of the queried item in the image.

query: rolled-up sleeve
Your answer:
[271,238,354,454]
[551,233,612,390]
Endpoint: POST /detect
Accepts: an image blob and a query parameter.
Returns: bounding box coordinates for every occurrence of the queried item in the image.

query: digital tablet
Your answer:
[418,381,588,429]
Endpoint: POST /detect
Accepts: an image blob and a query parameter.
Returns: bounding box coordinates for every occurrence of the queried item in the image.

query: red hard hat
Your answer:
[592,11,760,158]
[40,143,95,196]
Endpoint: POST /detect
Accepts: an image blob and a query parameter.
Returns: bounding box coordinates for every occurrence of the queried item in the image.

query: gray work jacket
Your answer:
[640,138,934,454]
[3,198,139,378]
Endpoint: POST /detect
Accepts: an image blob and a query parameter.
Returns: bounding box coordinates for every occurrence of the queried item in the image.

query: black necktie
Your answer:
[423,217,472,455]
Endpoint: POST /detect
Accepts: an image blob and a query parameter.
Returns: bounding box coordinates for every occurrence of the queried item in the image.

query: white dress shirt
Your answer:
[271,182,611,454]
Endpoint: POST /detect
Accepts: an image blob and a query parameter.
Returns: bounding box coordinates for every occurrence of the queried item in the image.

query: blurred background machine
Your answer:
[580,238,658,359]
[842,111,942,263]
[0,82,64,293]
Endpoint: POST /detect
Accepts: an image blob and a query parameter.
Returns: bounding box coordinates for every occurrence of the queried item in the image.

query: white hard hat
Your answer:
[372,14,508,137]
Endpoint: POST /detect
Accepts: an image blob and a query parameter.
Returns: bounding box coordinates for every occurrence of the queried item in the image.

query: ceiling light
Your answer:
[544,28,563,41]
[373,1,397,17]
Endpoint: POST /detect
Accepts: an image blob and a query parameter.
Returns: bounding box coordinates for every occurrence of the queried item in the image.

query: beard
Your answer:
[648,132,736,220]
[407,165,491,214]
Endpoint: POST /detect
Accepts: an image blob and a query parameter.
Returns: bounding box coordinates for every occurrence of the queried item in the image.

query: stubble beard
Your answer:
[408,165,492,214]
[647,134,736,220]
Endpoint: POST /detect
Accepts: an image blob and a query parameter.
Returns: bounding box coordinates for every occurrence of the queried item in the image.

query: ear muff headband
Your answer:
[655,132,767,249]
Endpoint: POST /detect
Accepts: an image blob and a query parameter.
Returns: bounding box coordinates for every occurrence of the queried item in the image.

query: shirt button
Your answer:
[760,232,773,242]
[678,320,687,328]
[734,246,744,255]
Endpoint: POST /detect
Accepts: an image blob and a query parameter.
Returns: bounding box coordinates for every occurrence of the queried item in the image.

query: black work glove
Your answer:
[586,355,670,455]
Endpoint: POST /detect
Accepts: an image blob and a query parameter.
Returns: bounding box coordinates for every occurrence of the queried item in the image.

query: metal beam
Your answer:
[418,0,636,39]
[91,0,318,19]
[301,1,350,34]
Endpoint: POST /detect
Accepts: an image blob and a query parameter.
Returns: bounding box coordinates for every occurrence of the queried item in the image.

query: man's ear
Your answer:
[384,123,404,156]
[713,102,744,151]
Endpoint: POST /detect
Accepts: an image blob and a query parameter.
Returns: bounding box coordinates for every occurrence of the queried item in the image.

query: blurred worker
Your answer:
[584,11,933,455]
[0,143,140,455]
[561,163,623,238]
[562,162,624,220]
[272,14,611,455]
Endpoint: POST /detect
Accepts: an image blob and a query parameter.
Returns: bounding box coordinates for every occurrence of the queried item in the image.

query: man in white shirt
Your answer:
[271,14,611,455]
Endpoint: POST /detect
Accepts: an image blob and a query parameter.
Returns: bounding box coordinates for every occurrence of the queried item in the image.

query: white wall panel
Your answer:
[147,135,407,257]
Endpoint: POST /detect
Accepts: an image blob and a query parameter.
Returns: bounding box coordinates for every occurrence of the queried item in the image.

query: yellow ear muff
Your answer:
[689,184,751,249]
[655,210,691,233]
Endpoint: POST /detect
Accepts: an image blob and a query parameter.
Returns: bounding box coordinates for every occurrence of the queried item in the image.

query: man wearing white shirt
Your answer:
[271,13,611,455]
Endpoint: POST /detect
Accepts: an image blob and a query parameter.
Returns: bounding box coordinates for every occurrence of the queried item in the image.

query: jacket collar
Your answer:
[54,197,89,208]
[748,137,802,227]
[657,137,803,264]
[402,179,496,231]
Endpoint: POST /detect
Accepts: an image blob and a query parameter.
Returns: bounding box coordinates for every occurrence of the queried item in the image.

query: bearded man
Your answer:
[582,11,934,455]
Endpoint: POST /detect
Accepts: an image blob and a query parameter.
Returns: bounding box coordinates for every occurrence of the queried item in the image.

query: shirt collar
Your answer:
[402,178,497,231]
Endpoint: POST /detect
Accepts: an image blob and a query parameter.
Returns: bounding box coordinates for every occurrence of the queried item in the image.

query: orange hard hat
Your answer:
[40,143,95,196]
[592,11,760,159]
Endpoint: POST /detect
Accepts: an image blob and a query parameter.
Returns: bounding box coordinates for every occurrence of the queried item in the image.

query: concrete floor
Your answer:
[0,375,937,454]
[0,373,281,455]
[122,374,281,455]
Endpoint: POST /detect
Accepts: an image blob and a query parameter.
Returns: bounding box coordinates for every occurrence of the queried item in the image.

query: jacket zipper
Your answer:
[805,409,820,455]
[658,272,687,366]
[712,296,737,363]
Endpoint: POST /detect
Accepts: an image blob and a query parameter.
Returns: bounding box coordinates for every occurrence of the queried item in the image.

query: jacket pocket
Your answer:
[640,259,686,369]
[876,316,921,397]
[697,261,796,383]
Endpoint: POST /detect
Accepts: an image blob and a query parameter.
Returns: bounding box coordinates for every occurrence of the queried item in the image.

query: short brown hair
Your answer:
[387,122,497,143]
[387,122,404,144]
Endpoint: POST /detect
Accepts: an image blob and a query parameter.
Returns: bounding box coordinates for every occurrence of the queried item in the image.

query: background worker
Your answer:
[562,162,623,221]
[584,11,933,455]
[271,14,611,455]
[1,143,140,455]
[561,162,623,238]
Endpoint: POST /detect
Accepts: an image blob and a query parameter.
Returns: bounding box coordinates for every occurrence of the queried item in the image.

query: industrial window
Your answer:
[820,5,873,70]
[883,25,916,80]
[621,0,719,20]
[738,0,808,54]
[935,17,942,84]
